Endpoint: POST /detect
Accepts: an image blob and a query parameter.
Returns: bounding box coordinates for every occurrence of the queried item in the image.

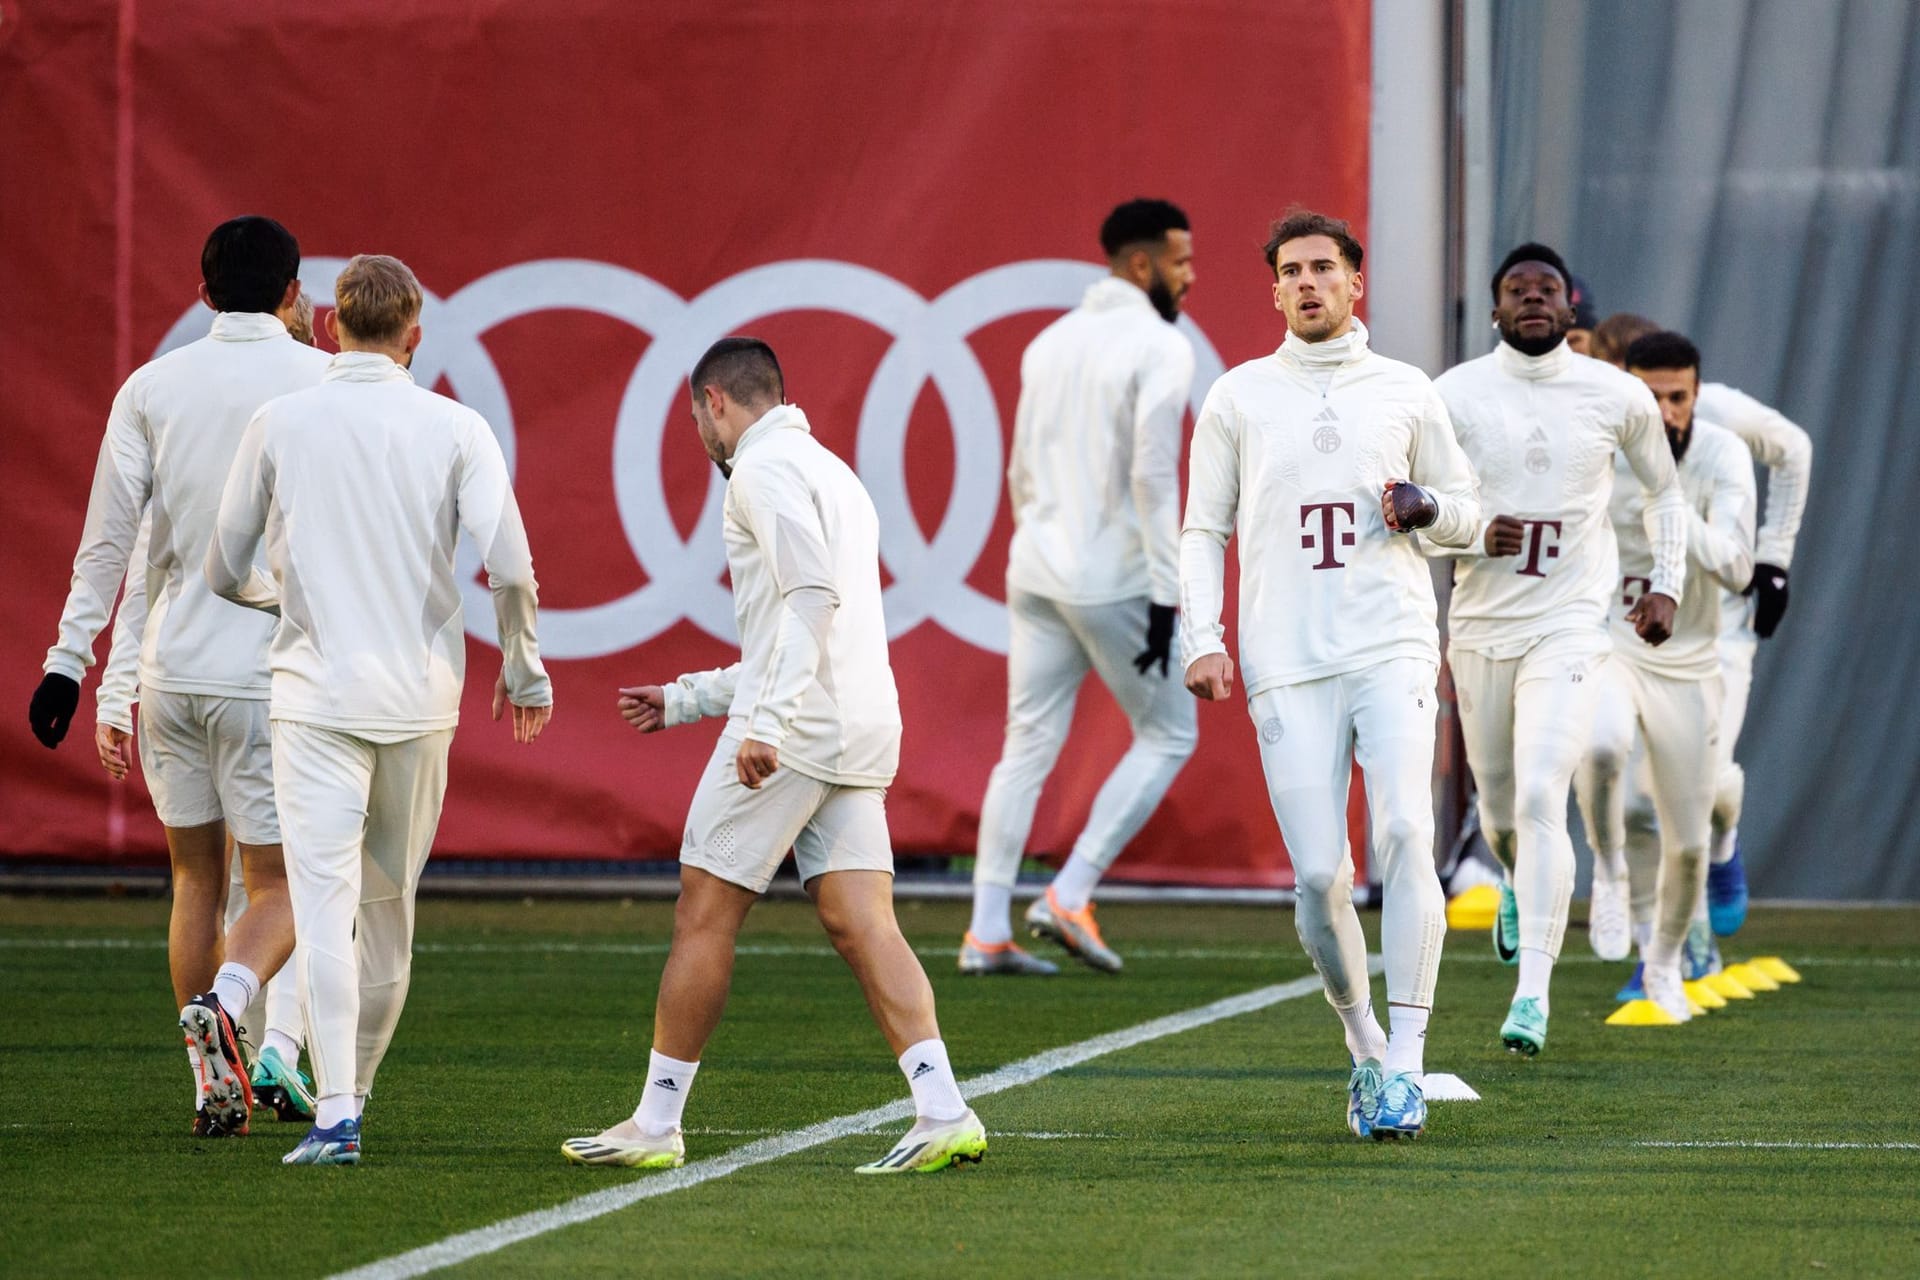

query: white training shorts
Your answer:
[137,688,279,844]
[681,735,894,894]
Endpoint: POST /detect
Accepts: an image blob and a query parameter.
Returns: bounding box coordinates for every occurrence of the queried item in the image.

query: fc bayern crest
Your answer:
[1526,446,1552,474]
[1313,424,1343,453]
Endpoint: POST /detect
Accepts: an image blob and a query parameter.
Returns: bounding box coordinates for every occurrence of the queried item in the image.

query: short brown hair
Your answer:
[1592,312,1660,365]
[334,254,422,344]
[1263,207,1363,275]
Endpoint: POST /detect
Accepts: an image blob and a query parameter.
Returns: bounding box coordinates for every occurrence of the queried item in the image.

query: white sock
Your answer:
[1384,1004,1429,1077]
[1632,920,1654,952]
[1049,853,1103,914]
[899,1038,967,1122]
[1516,947,1553,1011]
[353,1093,368,1120]
[968,884,1013,945]
[315,1093,354,1128]
[1335,1001,1388,1063]
[263,1029,301,1067]
[210,963,260,1021]
[632,1050,699,1136]
[1711,825,1738,866]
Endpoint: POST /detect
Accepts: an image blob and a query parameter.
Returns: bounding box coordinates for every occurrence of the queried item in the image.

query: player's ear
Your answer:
[324,309,341,344]
[1349,271,1364,303]
[198,282,215,312]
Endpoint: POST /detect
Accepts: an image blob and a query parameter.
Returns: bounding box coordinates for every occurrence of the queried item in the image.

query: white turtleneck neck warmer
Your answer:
[1492,337,1572,381]
[1279,317,1371,394]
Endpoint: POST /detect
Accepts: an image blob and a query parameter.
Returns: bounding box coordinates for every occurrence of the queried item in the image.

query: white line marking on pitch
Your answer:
[1636,1140,1920,1150]
[324,966,1365,1280]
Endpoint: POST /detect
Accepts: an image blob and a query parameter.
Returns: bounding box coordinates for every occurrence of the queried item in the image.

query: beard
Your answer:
[1666,418,1693,462]
[1146,270,1182,323]
[1498,315,1570,357]
[1289,303,1346,342]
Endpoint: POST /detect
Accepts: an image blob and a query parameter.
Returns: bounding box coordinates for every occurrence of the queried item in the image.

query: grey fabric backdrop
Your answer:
[1488,0,1920,899]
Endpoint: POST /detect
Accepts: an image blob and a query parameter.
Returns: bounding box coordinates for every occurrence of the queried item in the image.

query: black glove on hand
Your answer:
[1383,481,1439,532]
[28,673,80,749]
[1749,562,1789,638]
[1134,603,1177,678]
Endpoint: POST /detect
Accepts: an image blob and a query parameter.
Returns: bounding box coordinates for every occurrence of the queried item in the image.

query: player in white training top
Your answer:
[1181,210,1480,1140]
[1576,331,1754,1023]
[1592,312,1812,939]
[208,255,554,1165]
[965,198,1198,976]
[563,339,985,1175]
[1431,243,1688,1056]
[28,217,327,1137]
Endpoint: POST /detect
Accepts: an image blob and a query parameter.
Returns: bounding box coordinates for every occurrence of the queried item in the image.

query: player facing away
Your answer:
[564,339,985,1174]
[27,217,328,1136]
[1575,332,1754,1023]
[207,254,554,1165]
[1429,243,1688,1055]
[1179,210,1480,1139]
[964,198,1200,976]
[1591,312,1812,939]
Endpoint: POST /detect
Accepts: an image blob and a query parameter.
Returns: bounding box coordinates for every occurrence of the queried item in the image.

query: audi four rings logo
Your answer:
[158,258,1226,659]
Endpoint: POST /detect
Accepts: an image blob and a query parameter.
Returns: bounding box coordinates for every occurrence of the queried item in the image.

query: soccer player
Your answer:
[1590,312,1811,936]
[1430,243,1687,1055]
[1180,210,1479,1139]
[28,216,327,1136]
[964,198,1199,976]
[564,338,985,1174]
[1575,331,1754,1023]
[207,254,554,1165]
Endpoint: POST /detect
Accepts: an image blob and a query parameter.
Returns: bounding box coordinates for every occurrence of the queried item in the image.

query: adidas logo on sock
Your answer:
[652,1077,679,1091]
[911,1061,935,1080]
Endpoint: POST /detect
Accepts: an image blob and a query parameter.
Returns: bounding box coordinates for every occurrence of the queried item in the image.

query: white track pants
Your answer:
[1574,661,1720,969]
[1249,658,1445,1009]
[1450,633,1606,961]
[1712,633,1755,840]
[974,589,1197,889]
[272,722,451,1102]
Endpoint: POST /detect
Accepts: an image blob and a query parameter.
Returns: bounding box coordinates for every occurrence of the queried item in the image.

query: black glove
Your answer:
[1383,481,1438,532]
[1748,562,1789,639]
[1134,603,1177,677]
[28,673,80,749]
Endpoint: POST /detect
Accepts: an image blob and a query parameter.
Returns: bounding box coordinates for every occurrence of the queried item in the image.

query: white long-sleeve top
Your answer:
[1696,382,1811,570]
[1432,342,1689,658]
[95,516,151,733]
[1179,320,1481,695]
[1005,277,1194,607]
[206,351,551,735]
[1610,420,1755,680]
[660,405,902,787]
[42,312,330,699]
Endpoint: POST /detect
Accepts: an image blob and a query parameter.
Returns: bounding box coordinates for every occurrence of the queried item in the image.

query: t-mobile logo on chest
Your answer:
[1300,502,1357,570]
[1516,519,1564,578]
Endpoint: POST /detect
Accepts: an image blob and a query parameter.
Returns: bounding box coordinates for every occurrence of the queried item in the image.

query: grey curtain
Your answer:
[1488,0,1920,899]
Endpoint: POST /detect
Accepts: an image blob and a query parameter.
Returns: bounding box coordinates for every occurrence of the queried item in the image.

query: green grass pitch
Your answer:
[2,895,1917,1277]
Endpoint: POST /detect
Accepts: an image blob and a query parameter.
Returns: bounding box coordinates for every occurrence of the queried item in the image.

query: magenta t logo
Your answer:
[1300,502,1357,570]
[1516,519,1564,578]
[1620,575,1651,608]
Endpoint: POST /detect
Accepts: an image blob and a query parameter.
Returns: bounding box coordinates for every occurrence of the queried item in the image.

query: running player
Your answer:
[1431,243,1687,1055]
[1575,331,1754,1022]
[1180,209,1479,1139]
[207,254,554,1165]
[966,198,1199,976]
[28,216,326,1136]
[563,338,984,1174]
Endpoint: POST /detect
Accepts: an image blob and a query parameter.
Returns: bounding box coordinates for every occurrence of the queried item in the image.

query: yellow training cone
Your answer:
[1446,883,1500,931]
[1685,979,1728,1010]
[1704,971,1755,999]
[1751,956,1802,984]
[1607,999,1682,1026]
[1726,962,1781,992]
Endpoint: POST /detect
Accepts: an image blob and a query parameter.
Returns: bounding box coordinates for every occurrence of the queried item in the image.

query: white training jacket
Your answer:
[1696,382,1811,571]
[1179,319,1481,695]
[43,312,330,701]
[1432,341,1688,659]
[1609,420,1755,681]
[1005,277,1194,608]
[661,405,902,787]
[206,351,551,736]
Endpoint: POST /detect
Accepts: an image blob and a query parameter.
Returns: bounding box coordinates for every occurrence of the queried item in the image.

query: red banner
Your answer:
[0,0,1372,884]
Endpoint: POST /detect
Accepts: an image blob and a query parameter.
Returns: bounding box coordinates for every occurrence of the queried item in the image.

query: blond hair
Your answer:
[1592,312,1660,366]
[286,291,316,346]
[334,254,422,344]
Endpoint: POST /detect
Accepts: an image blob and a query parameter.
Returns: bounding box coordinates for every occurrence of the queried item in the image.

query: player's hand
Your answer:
[27,673,80,749]
[1747,562,1789,638]
[617,685,669,733]
[736,738,779,789]
[492,670,552,744]
[1133,603,1177,678]
[1627,591,1677,646]
[1483,513,1526,556]
[1381,478,1439,533]
[1185,653,1234,701]
[95,722,133,780]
